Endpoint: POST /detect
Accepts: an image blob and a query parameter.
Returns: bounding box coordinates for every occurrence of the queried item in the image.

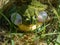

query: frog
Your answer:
[3,0,49,32]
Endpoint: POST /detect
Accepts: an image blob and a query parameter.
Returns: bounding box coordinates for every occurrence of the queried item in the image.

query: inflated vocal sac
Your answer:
[11,11,48,31]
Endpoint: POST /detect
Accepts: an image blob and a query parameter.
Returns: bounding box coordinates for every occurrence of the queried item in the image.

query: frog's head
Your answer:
[11,11,49,31]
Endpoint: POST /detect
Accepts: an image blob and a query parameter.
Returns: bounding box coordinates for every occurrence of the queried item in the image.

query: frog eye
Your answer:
[11,12,22,25]
[37,11,48,22]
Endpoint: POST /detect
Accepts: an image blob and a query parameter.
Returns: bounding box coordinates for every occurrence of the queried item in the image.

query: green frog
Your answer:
[3,0,48,31]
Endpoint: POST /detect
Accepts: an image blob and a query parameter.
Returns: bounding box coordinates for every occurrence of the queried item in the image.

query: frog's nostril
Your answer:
[11,12,22,25]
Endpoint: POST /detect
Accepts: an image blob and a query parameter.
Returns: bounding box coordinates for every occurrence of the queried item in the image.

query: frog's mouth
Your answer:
[18,22,43,31]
